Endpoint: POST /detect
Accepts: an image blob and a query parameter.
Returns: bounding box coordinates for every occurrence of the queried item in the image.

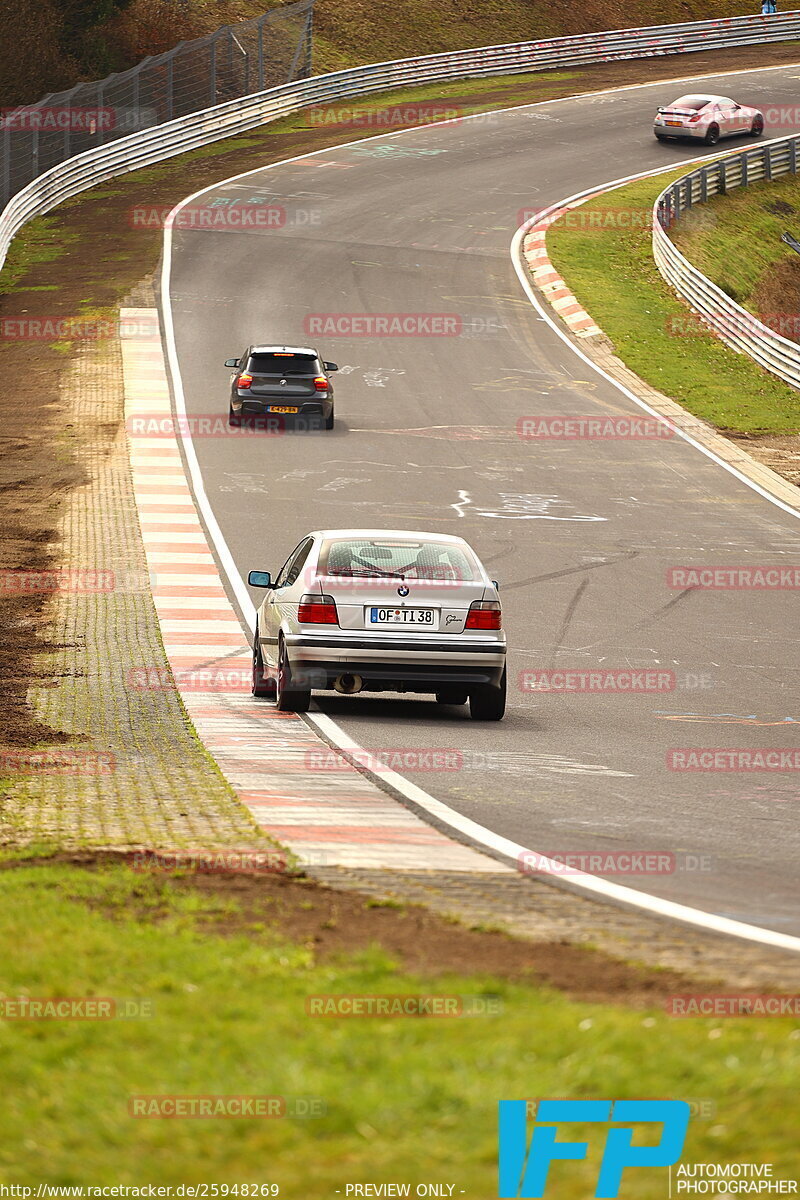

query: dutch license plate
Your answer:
[268,405,298,413]
[369,607,435,626]
[665,120,682,126]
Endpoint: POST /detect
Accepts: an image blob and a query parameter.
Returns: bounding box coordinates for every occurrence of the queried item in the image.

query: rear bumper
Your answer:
[654,123,706,138]
[282,631,506,691]
[232,396,333,417]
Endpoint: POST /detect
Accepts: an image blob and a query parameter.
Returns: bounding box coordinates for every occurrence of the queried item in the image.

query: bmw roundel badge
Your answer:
[397,585,410,597]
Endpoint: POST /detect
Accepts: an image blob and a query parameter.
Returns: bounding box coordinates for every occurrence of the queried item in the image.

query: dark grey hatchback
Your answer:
[225,345,338,430]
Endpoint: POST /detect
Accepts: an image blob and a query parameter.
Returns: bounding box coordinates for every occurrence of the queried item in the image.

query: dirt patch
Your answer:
[0,849,717,1003]
[724,428,800,485]
[752,255,800,347]
[0,337,85,746]
[3,44,800,751]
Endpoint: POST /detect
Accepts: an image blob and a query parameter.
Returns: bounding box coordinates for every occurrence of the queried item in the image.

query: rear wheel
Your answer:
[229,404,241,426]
[705,123,720,145]
[275,639,311,712]
[751,115,764,136]
[252,625,274,698]
[324,406,335,431]
[654,132,669,142]
[435,687,468,706]
[469,668,506,722]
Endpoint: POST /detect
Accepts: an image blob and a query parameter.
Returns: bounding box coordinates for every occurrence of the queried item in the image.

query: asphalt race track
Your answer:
[166,63,800,935]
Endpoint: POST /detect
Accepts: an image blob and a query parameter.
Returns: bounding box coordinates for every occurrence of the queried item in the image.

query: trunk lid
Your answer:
[318,574,488,633]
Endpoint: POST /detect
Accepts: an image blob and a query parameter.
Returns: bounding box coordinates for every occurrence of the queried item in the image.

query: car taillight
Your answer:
[688,114,702,123]
[465,600,502,630]
[298,593,338,624]
[313,375,329,391]
[237,373,253,389]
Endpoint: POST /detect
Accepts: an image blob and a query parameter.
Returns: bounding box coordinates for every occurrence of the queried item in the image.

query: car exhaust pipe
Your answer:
[334,673,363,695]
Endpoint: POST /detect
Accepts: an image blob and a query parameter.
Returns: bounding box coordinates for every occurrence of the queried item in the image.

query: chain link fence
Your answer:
[0,0,314,207]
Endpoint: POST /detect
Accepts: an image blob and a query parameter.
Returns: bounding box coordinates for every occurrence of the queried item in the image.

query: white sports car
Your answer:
[654,94,764,145]
[248,528,507,720]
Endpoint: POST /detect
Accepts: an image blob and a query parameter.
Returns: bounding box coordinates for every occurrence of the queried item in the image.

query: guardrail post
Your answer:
[792,139,798,175]
[303,1,314,78]
[764,145,772,181]
[683,177,692,210]
[97,85,105,145]
[700,167,708,202]
[719,159,727,195]
[166,55,174,121]
[1,127,10,207]
[741,153,748,187]
[61,86,79,161]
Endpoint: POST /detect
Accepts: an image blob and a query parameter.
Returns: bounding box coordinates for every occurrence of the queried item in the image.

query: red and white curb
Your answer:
[523,208,602,338]
[120,308,506,874]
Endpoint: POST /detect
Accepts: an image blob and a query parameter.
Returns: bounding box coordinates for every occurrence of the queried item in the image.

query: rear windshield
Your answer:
[247,352,321,375]
[672,96,711,110]
[319,538,481,582]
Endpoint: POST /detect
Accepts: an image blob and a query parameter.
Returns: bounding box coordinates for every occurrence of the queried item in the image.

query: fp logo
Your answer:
[498,1099,690,1198]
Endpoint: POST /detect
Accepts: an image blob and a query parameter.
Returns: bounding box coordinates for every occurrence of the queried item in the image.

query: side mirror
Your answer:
[323,361,339,372]
[492,580,500,591]
[224,358,240,368]
[248,570,272,588]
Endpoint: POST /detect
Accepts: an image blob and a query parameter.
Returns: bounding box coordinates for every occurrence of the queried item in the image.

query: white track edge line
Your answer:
[159,66,800,953]
[306,711,800,952]
[510,169,800,519]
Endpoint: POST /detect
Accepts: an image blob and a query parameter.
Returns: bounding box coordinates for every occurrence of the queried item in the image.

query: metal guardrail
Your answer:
[653,134,800,390]
[3,11,800,279]
[0,0,314,208]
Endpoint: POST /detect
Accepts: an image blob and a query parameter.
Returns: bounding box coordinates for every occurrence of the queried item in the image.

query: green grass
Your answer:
[0,860,797,1190]
[670,172,800,306]
[546,170,800,434]
[0,215,80,293]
